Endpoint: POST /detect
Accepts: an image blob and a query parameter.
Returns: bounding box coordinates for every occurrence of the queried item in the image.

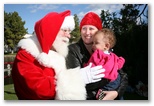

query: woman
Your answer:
[66,12,128,100]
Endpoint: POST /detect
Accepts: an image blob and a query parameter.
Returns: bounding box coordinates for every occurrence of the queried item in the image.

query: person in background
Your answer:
[66,12,128,100]
[11,10,105,100]
[84,28,125,100]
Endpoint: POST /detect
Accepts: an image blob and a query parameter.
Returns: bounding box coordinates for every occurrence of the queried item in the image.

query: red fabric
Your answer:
[84,49,125,81]
[80,12,102,30]
[12,49,56,100]
[34,10,70,54]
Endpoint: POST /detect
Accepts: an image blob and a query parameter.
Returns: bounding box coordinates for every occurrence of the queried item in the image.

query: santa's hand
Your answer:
[80,63,105,84]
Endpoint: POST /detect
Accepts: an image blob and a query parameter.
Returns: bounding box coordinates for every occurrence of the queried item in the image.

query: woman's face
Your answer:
[81,25,98,45]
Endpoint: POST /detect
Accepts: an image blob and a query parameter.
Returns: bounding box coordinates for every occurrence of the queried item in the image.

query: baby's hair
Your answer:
[94,28,116,48]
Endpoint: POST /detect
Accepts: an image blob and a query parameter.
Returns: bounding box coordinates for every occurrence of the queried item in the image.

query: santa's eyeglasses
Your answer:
[60,29,71,34]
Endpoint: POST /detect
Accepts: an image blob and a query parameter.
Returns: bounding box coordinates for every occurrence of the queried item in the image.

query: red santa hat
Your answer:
[35,10,74,54]
[34,10,75,67]
[80,12,102,31]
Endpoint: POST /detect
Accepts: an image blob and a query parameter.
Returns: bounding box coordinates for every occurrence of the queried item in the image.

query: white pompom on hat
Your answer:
[60,15,75,31]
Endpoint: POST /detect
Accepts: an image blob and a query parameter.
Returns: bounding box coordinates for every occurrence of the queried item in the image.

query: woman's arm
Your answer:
[66,44,82,69]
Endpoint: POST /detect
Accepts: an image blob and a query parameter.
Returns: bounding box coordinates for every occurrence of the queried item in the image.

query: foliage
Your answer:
[100,4,148,85]
[4,11,28,50]
[70,14,80,43]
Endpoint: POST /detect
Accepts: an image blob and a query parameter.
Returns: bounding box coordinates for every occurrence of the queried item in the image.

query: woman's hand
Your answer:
[102,91,118,100]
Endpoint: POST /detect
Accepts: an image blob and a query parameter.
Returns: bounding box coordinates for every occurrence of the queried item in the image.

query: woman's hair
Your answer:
[94,28,116,48]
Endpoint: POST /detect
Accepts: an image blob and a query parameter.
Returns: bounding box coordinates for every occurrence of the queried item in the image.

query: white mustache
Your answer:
[61,37,69,43]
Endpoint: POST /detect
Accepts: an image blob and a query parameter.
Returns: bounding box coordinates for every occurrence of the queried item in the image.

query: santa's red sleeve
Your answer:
[12,49,56,100]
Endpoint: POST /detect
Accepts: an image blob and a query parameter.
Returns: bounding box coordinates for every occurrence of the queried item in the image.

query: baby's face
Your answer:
[92,33,109,52]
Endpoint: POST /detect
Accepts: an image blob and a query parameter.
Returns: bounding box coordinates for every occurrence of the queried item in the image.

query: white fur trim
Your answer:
[17,35,66,71]
[55,67,87,100]
[61,16,75,31]
[37,53,50,67]
[37,51,66,75]
[18,35,41,58]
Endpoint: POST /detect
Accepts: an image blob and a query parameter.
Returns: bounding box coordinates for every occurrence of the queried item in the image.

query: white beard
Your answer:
[52,36,69,57]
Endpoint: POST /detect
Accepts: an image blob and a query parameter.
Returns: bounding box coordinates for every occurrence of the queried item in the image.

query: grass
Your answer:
[4,84,18,100]
[4,72,18,100]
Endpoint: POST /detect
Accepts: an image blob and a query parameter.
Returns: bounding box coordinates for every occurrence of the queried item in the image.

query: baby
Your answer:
[84,28,125,100]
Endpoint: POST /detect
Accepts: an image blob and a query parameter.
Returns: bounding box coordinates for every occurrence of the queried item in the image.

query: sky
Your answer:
[4,4,147,34]
[1,0,154,106]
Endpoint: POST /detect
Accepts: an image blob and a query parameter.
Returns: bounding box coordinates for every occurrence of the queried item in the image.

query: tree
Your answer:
[4,11,28,52]
[69,14,80,43]
[100,4,148,85]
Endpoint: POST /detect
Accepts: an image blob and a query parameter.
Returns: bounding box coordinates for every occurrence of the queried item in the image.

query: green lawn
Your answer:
[4,84,18,100]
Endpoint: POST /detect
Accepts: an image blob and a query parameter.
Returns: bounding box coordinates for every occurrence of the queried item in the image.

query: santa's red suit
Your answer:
[12,10,86,100]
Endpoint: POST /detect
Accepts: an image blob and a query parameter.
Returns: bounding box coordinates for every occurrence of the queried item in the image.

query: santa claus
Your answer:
[12,10,105,100]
